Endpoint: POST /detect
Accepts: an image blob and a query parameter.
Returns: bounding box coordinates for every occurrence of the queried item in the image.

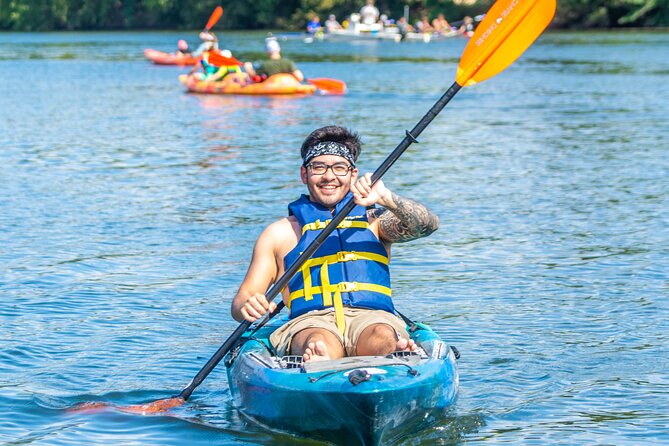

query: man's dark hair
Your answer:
[300,126,362,163]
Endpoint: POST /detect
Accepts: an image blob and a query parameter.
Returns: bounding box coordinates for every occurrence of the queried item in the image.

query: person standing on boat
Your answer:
[360,0,380,26]
[243,37,304,83]
[231,126,439,362]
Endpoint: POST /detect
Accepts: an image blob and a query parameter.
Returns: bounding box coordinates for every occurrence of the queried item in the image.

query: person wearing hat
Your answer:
[243,37,304,83]
[231,125,439,363]
[175,39,192,56]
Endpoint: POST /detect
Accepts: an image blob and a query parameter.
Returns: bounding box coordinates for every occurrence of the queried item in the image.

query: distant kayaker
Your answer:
[231,125,439,363]
[175,39,191,56]
[244,37,304,83]
[191,30,219,57]
[191,49,247,84]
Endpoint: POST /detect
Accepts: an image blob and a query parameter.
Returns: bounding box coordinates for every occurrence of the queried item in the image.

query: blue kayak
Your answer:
[224,316,459,445]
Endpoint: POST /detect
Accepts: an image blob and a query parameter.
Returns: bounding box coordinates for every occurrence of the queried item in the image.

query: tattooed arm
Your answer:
[351,172,439,244]
[369,192,440,243]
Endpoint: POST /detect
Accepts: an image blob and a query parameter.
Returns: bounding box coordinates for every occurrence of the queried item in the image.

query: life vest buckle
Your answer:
[337,251,357,262]
[338,282,358,293]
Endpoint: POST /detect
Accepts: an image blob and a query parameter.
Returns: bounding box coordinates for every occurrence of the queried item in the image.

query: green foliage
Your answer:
[0,0,667,30]
[555,0,669,28]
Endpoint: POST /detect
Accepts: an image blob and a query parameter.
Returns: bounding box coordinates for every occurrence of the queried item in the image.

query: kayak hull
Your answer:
[225,317,458,445]
[325,28,458,43]
[179,73,317,95]
[179,74,316,95]
[144,48,200,66]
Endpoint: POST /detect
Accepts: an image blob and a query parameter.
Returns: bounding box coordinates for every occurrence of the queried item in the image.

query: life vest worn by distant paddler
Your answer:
[284,193,394,334]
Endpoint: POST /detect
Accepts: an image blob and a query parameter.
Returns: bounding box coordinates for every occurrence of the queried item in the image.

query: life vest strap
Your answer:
[301,250,389,269]
[288,281,392,334]
[302,218,369,234]
[288,282,392,305]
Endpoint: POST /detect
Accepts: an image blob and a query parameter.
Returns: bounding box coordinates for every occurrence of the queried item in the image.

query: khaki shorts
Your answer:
[269,307,409,357]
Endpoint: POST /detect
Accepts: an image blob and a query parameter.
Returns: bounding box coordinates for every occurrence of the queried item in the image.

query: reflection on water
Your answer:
[1,30,668,445]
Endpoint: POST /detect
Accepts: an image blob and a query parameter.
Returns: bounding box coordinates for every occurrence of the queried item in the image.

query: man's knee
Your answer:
[355,323,398,355]
[291,328,342,354]
[364,323,397,341]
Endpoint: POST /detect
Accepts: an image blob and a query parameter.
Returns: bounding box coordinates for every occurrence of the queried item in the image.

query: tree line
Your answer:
[1,0,667,31]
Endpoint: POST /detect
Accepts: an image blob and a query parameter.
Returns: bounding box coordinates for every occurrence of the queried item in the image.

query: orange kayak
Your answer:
[144,48,200,66]
[179,73,317,95]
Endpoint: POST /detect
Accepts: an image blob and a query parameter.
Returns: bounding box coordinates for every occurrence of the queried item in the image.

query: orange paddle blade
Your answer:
[307,78,347,94]
[68,397,185,415]
[119,397,185,415]
[205,6,223,31]
[207,51,243,67]
[456,0,556,87]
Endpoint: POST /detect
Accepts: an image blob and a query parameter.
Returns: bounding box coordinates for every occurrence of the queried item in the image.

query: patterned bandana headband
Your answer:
[303,141,355,166]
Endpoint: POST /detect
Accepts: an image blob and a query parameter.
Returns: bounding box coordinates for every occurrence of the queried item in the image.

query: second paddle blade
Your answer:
[68,396,185,415]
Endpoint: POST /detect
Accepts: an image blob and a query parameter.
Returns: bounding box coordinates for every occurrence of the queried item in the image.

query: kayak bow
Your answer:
[144,48,200,66]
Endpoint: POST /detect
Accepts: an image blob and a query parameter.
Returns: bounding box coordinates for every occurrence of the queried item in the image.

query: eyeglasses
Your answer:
[306,162,353,176]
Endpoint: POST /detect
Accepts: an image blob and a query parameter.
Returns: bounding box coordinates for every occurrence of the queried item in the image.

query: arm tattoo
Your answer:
[369,192,439,243]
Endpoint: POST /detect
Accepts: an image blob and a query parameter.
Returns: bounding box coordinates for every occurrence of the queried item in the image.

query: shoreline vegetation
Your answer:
[1,0,668,32]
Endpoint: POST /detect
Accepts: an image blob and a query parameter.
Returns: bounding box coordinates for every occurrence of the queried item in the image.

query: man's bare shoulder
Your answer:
[262,216,299,235]
[258,216,301,254]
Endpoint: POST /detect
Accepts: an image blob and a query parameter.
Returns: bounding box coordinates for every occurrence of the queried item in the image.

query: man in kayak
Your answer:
[244,37,304,83]
[231,126,439,362]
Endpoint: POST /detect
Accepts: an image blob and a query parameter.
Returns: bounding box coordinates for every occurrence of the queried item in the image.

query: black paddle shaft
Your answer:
[178,81,462,401]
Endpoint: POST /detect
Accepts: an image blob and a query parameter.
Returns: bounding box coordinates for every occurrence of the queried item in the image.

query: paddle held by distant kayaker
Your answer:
[232,125,439,362]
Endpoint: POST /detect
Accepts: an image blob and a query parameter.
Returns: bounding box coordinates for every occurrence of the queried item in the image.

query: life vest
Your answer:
[284,193,394,333]
[201,52,242,79]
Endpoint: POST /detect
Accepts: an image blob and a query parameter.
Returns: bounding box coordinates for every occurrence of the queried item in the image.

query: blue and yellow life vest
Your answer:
[284,193,394,333]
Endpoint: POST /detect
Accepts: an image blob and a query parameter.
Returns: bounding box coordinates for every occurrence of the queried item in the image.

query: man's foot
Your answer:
[396,338,418,352]
[303,341,331,362]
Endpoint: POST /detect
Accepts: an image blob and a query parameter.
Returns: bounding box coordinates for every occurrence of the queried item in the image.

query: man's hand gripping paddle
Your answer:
[69,0,555,415]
